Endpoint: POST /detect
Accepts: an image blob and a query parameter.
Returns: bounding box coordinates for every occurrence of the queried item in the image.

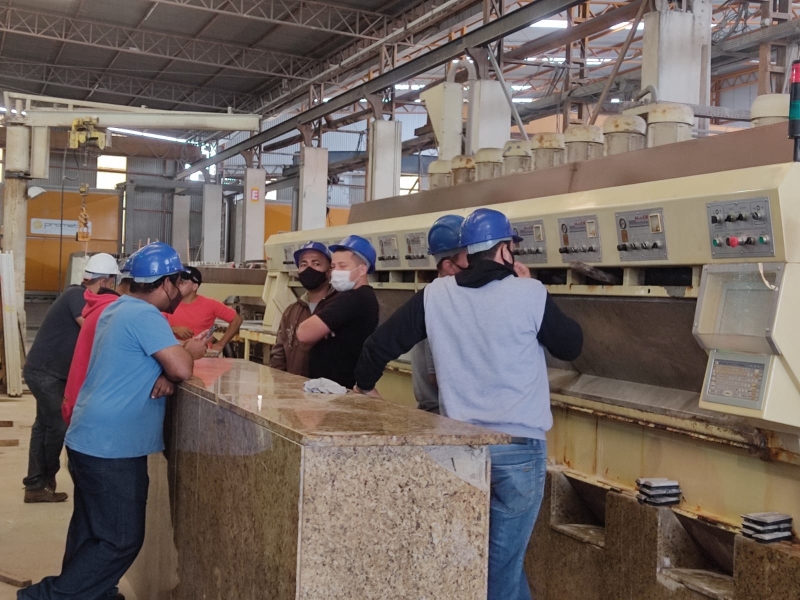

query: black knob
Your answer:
[711,215,721,224]
[404,254,411,260]
[651,241,660,249]
[617,244,628,251]
[736,213,746,222]
[559,247,569,254]
[724,214,734,223]
[745,237,756,245]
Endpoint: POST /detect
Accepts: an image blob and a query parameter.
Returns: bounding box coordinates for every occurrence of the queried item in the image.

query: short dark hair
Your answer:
[83,275,111,286]
[129,273,179,294]
[467,241,506,265]
[181,266,202,286]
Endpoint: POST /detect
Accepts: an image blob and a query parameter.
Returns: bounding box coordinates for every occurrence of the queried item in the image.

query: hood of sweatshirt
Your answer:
[81,288,120,319]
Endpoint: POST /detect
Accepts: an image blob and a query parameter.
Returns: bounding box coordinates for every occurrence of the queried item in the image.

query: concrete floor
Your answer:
[0,394,137,599]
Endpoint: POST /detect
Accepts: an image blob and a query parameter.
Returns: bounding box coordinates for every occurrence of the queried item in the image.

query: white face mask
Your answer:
[330,269,356,292]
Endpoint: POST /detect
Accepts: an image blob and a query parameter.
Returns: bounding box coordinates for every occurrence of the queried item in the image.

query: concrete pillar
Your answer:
[641,9,702,105]
[201,184,223,262]
[242,168,266,263]
[171,194,191,263]
[2,123,30,330]
[367,119,402,201]
[693,0,713,113]
[298,147,328,231]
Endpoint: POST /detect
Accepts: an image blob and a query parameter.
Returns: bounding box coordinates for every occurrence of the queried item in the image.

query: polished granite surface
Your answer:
[181,358,509,447]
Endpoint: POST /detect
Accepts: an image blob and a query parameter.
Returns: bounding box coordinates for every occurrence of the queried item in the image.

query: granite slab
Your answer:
[182,358,510,447]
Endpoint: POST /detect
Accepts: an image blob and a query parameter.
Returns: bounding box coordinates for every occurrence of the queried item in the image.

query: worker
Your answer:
[296,235,379,389]
[19,242,206,600]
[166,266,243,354]
[269,241,336,376]
[411,215,469,414]
[353,208,583,600]
[21,252,120,504]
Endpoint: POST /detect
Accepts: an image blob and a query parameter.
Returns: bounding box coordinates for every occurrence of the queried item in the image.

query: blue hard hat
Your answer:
[428,215,465,257]
[329,235,377,274]
[129,242,187,282]
[293,241,331,267]
[460,208,523,252]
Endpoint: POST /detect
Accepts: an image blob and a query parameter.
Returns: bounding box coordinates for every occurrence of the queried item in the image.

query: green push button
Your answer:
[712,239,722,247]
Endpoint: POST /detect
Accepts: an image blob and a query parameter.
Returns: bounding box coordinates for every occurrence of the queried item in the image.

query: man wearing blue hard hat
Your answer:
[20,242,207,600]
[270,241,336,376]
[297,234,379,389]
[411,215,469,414]
[354,208,583,600]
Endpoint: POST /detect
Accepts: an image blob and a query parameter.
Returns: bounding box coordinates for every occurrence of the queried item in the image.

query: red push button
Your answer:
[727,236,740,248]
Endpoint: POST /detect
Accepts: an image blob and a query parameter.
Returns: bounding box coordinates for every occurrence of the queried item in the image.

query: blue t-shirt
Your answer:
[66,295,180,459]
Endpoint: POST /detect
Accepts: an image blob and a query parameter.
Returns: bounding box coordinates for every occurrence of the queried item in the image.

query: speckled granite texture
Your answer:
[128,359,499,600]
[525,468,800,600]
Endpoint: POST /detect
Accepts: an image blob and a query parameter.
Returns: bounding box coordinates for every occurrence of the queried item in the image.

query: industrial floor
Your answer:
[0,394,138,599]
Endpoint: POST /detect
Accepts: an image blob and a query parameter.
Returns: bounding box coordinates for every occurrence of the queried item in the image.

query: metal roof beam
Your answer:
[0,5,317,79]
[149,0,390,39]
[0,59,258,112]
[176,0,584,179]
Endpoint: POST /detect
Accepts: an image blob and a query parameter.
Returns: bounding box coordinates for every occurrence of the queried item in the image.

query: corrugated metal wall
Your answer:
[124,158,179,253]
[30,151,98,188]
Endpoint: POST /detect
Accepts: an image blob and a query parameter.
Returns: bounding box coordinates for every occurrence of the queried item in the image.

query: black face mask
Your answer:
[164,280,183,314]
[297,267,328,291]
[501,242,515,270]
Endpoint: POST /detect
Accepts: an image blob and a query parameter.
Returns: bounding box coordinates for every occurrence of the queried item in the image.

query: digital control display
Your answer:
[557,214,603,263]
[510,219,547,265]
[702,351,769,410]
[707,198,775,258]
[615,208,668,261]
[404,231,432,268]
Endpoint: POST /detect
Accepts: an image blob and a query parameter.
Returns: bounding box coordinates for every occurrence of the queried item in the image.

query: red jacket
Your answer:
[62,289,120,424]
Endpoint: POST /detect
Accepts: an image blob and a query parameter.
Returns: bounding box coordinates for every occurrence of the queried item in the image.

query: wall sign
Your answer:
[30,219,92,237]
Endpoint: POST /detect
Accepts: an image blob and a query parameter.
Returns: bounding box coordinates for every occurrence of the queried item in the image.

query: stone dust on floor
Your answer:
[0,393,136,600]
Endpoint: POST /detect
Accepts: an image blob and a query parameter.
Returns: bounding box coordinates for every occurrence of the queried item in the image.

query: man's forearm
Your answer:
[218,315,243,347]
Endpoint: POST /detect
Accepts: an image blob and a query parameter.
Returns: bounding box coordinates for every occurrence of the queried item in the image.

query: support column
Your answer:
[171,194,191,263]
[2,122,30,331]
[242,168,266,263]
[297,147,328,231]
[641,8,702,105]
[367,119,402,201]
[201,184,223,263]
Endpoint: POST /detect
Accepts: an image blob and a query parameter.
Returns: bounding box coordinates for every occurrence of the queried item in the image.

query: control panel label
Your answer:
[557,214,602,263]
[511,219,547,265]
[377,235,401,269]
[404,231,432,268]
[615,208,668,261]
[707,197,775,258]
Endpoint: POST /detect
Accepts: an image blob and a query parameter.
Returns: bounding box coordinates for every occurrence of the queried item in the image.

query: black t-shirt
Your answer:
[25,285,86,380]
[308,285,379,389]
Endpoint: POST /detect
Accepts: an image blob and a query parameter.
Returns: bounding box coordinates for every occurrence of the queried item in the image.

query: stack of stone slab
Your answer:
[741,512,793,544]
[635,477,681,506]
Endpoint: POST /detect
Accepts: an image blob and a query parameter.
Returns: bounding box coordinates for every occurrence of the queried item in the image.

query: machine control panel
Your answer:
[707,198,775,258]
[511,219,548,265]
[281,244,298,271]
[615,208,668,261]
[377,235,401,268]
[702,351,769,410]
[404,231,432,268]
[558,214,603,263]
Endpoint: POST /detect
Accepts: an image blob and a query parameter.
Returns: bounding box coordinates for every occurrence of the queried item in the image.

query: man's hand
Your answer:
[182,337,207,360]
[354,385,382,399]
[513,262,532,278]
[172,326,194,340]
[150,375,176,399]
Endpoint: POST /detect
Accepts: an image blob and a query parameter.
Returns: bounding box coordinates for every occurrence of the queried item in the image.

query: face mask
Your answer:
[164,280,184,314]
[502,242,515,270]
[298,267,328,291]
[331,269,356,292]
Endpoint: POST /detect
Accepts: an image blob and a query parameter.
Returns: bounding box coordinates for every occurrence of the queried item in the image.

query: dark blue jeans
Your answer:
[488,438,547,600]
[23,367,68,490]
[18,449,149,600]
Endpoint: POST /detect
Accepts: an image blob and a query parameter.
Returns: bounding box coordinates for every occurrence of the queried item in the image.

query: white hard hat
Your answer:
[83,253,121,279]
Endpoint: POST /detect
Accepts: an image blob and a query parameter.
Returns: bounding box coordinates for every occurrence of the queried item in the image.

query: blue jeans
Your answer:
[19,449,149,600]
[23,367,68,490]
[488,438,547,600]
